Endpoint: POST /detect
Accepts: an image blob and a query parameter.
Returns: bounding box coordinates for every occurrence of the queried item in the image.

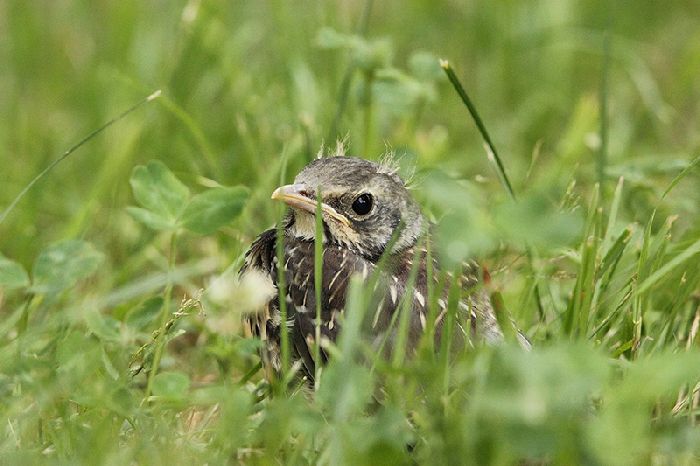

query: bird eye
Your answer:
[351,193,373,215]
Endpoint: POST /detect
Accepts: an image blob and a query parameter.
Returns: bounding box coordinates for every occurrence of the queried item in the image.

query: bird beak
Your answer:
[271,184,350,227]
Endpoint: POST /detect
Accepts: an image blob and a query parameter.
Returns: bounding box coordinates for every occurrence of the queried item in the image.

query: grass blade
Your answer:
[144,230,177,402]
[391,239,424,368]
[598,30,611,192]
[0,90,161,225]
[276,150,291,383]
[440,59,515,199]
[441,59,549,323]
[276,217,290,380]
[635,237,700,296]
[564,185,601,337]
[601,176,624,252]
[314,189,324,389]
[661,155,700,199]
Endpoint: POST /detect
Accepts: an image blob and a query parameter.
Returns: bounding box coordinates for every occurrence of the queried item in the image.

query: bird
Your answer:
[240,152,528,383]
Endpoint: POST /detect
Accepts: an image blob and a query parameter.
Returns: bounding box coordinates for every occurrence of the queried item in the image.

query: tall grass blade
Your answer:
[276,151,291,381]
[0,90,161,225]
[661,155,700,199]
[391,239,423,368]
[635,237,700,296]
[598,227,632,287]
[602,176,624,252]
[440,269,461,394]
[276,216,290,379]
[598,30,611,192]
[564,184,601,337]
[440,60,515,199]
[441,59,548,320]
[144,230,177,402]
[314,189,324,389]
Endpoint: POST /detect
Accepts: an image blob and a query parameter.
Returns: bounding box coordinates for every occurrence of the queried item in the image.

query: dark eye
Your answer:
[351,193,373,215]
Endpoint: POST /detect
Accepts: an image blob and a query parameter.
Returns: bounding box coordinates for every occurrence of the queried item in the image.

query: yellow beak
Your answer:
[271,184,350,227]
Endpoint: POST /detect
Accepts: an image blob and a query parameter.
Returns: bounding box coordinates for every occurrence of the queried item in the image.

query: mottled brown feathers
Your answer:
[240,155,524,383]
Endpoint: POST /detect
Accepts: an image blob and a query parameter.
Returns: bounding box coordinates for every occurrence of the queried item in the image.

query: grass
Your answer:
[1,1,700,464]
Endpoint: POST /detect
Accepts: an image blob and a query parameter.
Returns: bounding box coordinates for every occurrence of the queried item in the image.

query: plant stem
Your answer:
[277,149,290,384]
[144,231,177,401]
[598,29,611,196]
[0,90,160,225]
[276,218,290,380]
[440,60,515,199]
[441,60,546,319]
[314,190,324,390]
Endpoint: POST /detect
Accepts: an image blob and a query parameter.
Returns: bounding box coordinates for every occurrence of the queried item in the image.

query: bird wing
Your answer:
[240,229,282,379]
[283,239,375,381]
[241,230,530,385]
[241,231,377,382]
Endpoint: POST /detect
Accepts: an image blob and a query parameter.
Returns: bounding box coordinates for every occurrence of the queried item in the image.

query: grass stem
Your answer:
[276,219,290,380]
[440,60,546,319]
[598,29,611,194]
[314,189,324,389]
[144,230,177,401]
[440,60,515,199]
[0,90,160,225]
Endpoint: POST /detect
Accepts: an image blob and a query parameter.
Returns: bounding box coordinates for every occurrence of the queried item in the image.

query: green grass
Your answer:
[1,1,700,464]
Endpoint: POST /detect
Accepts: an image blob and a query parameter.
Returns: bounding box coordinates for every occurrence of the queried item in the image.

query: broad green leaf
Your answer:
[126,207,177,231]
[152,371,190,400]
[0,254,29,290]
[32,240,104,294]
[181,186,249,235]
[129,160,189,226]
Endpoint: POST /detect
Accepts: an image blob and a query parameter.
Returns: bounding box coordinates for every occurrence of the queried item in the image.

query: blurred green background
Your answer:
[2,0,698,261]
[1,1,700,464]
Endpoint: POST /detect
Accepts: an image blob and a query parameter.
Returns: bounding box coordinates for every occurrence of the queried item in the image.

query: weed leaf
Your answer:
[126,206,178,231]
[152,371,190,400]
[32,240,104,294]
[181,186,249,235]
[130,160,189,228]
[0,254,30,290]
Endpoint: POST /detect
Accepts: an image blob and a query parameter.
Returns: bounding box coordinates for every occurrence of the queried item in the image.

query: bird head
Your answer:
[271,156,424,260]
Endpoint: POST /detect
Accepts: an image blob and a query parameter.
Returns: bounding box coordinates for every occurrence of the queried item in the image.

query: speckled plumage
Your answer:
[241,155,526,382]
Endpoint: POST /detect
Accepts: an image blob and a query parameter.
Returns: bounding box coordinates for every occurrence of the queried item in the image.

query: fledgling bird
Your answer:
[241,153,528,382]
